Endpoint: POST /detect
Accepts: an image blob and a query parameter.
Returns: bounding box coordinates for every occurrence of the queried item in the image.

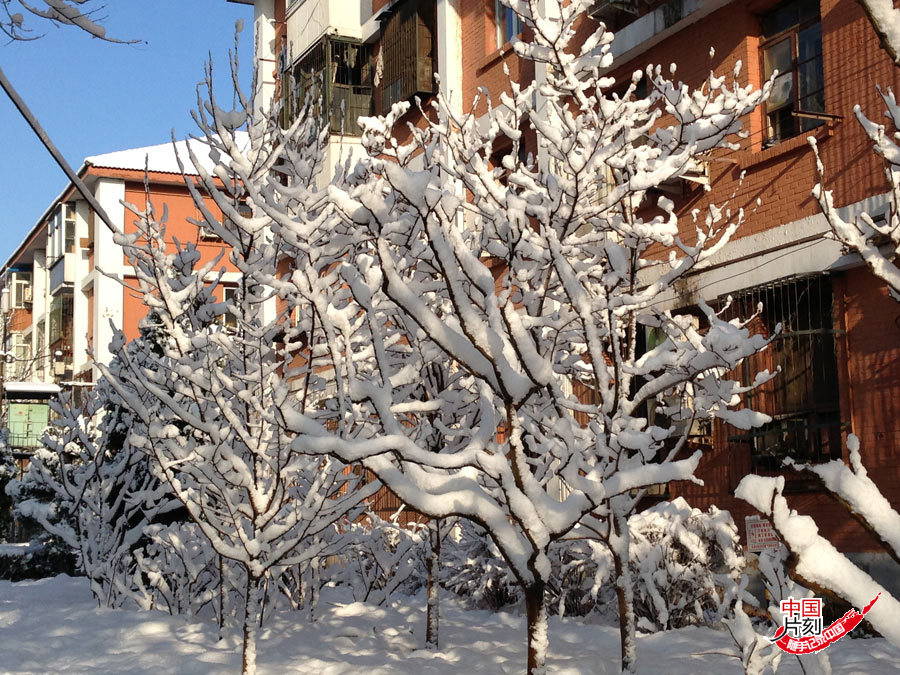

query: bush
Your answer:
[441,498,744,630]
[0,538,77,581]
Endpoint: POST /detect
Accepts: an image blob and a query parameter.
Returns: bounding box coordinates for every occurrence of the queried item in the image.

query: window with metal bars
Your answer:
[721,274,844,470]
[282,37,373,136]
[380,0,435,112]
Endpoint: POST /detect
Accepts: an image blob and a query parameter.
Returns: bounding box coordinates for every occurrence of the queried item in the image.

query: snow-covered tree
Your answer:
[810,1,900,299]
[240,2,776,672]
[13,379,178,607]
[736,437,900,648]
[97,67,380,675]
[0,0,136,42]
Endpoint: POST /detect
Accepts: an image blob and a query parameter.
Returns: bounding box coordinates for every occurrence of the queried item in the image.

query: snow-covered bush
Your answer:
[0,430,16,543]
[444,498,745,633]
[5,448,79,579]
[442,520,521,611]
[8,370,179,607]
[628,498,743,632]
[130,522,230,620]
[0,537,77,581]
[326,511,428,605]
[736,436,900,648]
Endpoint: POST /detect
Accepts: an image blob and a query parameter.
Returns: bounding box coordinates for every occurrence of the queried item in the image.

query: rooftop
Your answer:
[85,132,249,176]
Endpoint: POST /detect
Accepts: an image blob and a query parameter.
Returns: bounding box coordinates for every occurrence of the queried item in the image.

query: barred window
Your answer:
[380,0,435,112]
[722,274,844,470]
[282,37,373,136]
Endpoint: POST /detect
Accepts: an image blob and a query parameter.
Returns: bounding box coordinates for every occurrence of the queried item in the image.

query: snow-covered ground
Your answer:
[1,575,899,674]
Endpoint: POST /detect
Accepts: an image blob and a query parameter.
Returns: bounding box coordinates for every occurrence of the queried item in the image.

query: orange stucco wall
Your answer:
[119,180,236,343]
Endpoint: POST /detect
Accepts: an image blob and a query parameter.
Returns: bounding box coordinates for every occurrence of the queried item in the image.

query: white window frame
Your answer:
[10,271,32,309]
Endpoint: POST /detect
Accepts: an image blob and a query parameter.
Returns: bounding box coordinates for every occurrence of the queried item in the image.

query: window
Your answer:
[496,1,523,47]
[10,271,32,309]
[760,0,825,146]
[49,291,73,346]
[221,286,238,331]
[64,204,76,254]
[380,0,435,112]
[48,203,77,263]
[9,333,31,379]
[282,37,373,135]
[722,274,843,471]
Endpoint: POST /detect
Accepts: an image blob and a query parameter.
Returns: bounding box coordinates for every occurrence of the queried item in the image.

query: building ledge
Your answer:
[737,121,838,172]
[476,41,518,74]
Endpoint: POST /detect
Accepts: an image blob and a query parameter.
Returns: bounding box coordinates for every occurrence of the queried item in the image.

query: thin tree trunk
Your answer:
[308,555,320,623]
[218,555,225,640]
[242,573,263,675]
[612,512,637,674]
[425,519,441,650]
[524,577,548,675]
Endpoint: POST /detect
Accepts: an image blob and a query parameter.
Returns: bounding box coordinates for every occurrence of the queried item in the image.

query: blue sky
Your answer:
[0,0,254,266]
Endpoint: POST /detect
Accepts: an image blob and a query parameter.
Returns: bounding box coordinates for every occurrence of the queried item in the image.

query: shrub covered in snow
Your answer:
[628,498,744,632]
[326,511,428,605]
[442,498,745,633]
[442,520,521,611]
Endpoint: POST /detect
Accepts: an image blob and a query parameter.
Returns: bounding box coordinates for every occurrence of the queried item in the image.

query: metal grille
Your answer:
[721,274,844,469]
[284,38,373,136]
[381,0,435,112]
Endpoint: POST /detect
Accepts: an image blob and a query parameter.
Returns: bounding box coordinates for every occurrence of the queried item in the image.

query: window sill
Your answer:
[738,121,838,171]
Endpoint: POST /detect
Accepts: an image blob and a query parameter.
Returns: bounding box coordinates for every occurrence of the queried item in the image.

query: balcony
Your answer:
[607,0,732,62]
[285,0,364,57]
[48,253,75,294]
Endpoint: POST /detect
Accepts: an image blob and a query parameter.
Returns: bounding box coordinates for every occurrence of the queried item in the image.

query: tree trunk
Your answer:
[524,577,548,675]
[308,555,320,623]
[612,512,637,674]
[425,519,441,650]
[218,555,225,640]
[241,573,263,675]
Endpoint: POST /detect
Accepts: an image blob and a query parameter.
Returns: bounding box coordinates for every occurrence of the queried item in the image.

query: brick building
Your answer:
[0,138,242,454]
[233,0,900,552]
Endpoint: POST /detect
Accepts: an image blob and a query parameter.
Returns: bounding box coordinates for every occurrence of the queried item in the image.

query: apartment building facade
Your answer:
[0,138,239,452]
[235,0,900,552]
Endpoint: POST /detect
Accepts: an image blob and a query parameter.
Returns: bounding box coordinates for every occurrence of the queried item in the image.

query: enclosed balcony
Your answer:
[48,252,75,294]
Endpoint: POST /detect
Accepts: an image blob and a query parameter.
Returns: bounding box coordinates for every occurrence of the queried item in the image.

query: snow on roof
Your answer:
[85,132,249,176]
[4,381,62,396]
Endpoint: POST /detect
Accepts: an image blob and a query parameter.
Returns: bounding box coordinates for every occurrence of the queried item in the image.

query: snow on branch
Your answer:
[735,473,900,647]
[0,0,138,42]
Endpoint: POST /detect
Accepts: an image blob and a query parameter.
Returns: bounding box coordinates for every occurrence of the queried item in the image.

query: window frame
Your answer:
[10,271,32,309]
[496,0,523,48]
[759,1,826,147]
